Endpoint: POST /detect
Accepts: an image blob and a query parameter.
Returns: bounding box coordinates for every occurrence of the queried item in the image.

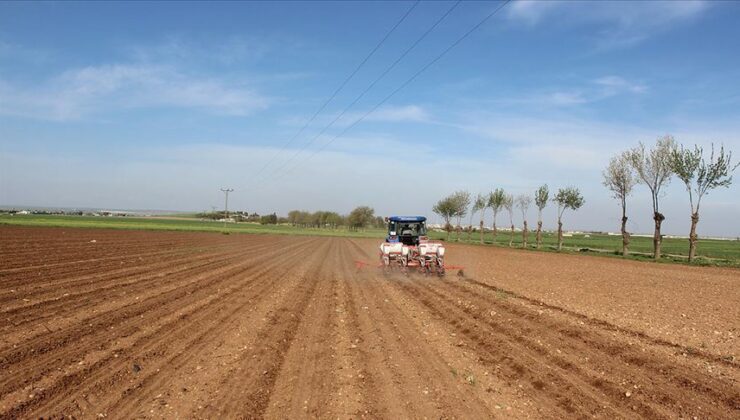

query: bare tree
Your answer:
[433,195,456,241]
[504,193,514,247]
[516,194,532,248]
[553,187,585,251]
[534,185,548,249]
[470,193,486,242]
[602,152,636,256]
[628,135,676,259]
[671,143,738,262]
[488,188,506,244]
[451,190,471,241]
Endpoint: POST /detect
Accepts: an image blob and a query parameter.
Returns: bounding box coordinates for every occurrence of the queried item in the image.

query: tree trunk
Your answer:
[509,224,514,247]
[492,220,498,244]
[653,212,665,259]
[536,221,542,249]
[688,212,699,262]
[621,216,630,257]
[479,220,484,244]
[522,220,528,248]
[557,220,563,251]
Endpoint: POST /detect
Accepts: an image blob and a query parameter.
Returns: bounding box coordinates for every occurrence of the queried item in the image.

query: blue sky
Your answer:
[1,1,739,236]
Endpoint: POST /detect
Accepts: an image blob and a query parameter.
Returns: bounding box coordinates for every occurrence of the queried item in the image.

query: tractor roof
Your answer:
[388,216,426,222]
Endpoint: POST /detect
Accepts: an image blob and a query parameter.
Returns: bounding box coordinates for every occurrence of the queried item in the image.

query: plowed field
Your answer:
[1,226,738,419]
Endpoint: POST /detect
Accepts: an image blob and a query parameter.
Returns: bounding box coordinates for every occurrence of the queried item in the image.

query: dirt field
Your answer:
[1,226,738,419]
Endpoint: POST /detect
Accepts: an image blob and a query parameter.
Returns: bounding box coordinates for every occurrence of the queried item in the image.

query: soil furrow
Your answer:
[204,240,332,417]
[1,238,320,418]
[0,238,314,397]
[27,239,322,418]
[1,227,737,418]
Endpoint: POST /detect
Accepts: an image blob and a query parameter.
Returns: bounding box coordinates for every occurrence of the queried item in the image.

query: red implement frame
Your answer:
[354,260,464,272]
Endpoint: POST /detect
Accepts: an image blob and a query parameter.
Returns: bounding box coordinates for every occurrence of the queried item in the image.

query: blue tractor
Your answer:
[379,216,446,276]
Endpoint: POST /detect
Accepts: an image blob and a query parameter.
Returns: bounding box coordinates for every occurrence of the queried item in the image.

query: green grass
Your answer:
[431,229,740,266]
[2,214,739,266]
[0,214,385,238]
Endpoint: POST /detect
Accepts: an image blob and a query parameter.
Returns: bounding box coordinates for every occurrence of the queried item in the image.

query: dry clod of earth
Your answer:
[0,226,738,418]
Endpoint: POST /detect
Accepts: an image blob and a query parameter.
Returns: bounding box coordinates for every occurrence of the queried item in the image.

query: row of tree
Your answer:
[199,206,384,230]
[197,210,281,224]
[602,135,737,261]
[433,186,584,251]
[287,206,384,230]
[432,136,736,261]
[196,210,261,222]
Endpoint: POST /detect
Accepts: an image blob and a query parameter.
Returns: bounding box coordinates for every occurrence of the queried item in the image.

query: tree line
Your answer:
[433,135,736,262]
[196,210,280,224]
[198,206,384,230]
[287,206,384,230]
[433,186,583,251]
[602,135,737,261]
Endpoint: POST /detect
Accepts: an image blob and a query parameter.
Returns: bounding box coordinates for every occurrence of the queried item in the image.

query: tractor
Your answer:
[379,216,446,276]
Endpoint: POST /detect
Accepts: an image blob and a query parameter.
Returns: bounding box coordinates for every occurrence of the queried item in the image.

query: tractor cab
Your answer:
[385,216,427,246]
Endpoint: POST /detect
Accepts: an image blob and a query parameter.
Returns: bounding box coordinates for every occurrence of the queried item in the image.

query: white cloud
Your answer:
[506,0,563,25]
[128,36,273,66]
[487,75,647,108]
[280,104,431,133]
[366,105,429,123]
[0,63,271,121]
[507,0,710,49]
[540,91,590,106]
[594,75,647,94]
[454,113,652,171]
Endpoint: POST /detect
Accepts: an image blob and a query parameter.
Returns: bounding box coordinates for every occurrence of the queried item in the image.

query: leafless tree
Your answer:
[451,190,471,241]
[433,195,456,241]
[488,188,506,244]
[504,193,515,247]
[602,152,636,256]
[553,187,585,251]
[516,194,532,248]
[470,193,486,242]
[671,143,738,262]
[534,185,548,249]
[628,135,676,259]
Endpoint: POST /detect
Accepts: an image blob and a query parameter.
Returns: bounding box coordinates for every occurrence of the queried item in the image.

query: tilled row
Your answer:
[0,239,284,338]
[1,229,737,419]
[345,238,739,419]
[440,278,737,415]
[341,238,527,418]
[61,239,328,418]
[0,236,319,418]
[0,226,226,270]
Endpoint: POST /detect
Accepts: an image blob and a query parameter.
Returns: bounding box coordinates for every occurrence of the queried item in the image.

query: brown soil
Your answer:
[1,226,738,419]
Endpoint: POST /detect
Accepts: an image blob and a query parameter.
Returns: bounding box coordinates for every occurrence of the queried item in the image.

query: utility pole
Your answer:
[220,188,234,223]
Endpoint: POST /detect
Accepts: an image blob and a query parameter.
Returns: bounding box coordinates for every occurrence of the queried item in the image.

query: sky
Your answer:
[1,0,739,237]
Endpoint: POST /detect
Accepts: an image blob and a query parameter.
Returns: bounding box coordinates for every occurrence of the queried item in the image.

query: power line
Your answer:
[248,0,421,183]
[261,0,512,188]
[254,0,463,186]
